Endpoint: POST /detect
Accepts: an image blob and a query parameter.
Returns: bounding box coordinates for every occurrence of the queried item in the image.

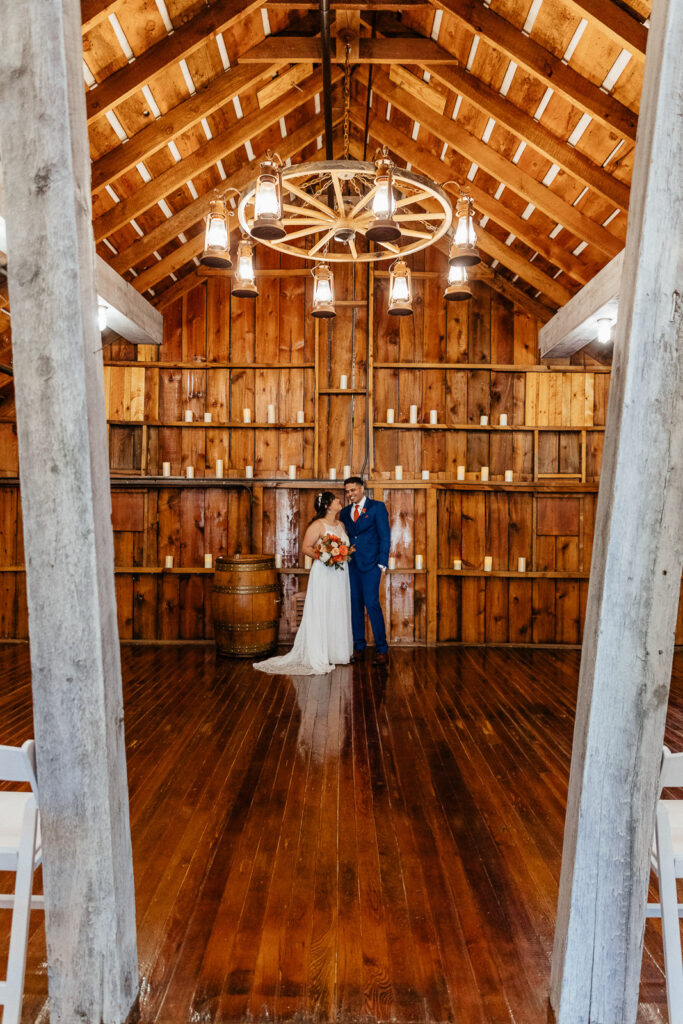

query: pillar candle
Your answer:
[409,404,418,424]
[162,461,171,477]
[204,412,212,423]
[429,409,438,425]
[504,469,514,482]
[288,465,297,480]
[184,410,193,422]
[386,408,395,424]
[422,469,430,480]
[518,557,527,573]
[204,553,213,569]
[480,466,489,482]
[456,465,465,481]
[484,555,493,572]
[415,554,424,570]
[215,459,223,478]
[395,465,403,480]
[242,408,251,423]
[328,468,337,480]
[388,556,396,570]
[453,558,462,571]
[274,553,282,569]
[245,465,254,479]
[480,414,489,426]
[343,465,351,479]
[297,410,305,424]
[164,555,173,569]
[499,413,508,426]
[267,404,276,424]
[186,465,194,479]
[304,555,312,570]
[339,374,348,390]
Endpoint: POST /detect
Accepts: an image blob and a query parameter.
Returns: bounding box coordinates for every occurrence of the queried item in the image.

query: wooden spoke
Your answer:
[395,189,439,209]
[308,228,337,255]
[284,182,339,218]
[332,172,346,214]
[282,225,331,244]
[349,186,376,217]
[348,238,358,260]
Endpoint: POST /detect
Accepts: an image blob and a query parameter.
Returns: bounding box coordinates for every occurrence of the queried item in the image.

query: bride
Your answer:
[253,491,354,675]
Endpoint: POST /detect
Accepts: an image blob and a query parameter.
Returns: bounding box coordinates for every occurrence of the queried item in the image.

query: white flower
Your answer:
[321,552,331,562]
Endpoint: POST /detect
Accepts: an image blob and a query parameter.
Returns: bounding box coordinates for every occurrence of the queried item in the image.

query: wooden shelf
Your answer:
[373,422,604,431]
[107,420,315,428]
[374,362,612,373]
[103,361,316,369]
[318,388,367,395]
[437,569,590,579]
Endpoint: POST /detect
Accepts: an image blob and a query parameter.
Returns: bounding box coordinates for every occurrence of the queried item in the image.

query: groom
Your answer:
[341,476,391,665]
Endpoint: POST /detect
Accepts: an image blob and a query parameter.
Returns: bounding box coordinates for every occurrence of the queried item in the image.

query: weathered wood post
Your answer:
[550,0,683,1020]
[0,1,138,1021]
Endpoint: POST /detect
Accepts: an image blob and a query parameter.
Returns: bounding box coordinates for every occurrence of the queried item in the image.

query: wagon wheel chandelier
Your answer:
[200,45,480,315]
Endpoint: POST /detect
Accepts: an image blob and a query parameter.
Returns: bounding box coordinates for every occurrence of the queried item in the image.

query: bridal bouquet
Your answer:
[314,534,355,571]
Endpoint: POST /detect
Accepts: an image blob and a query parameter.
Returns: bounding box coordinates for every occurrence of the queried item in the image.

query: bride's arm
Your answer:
[302,522,324,558]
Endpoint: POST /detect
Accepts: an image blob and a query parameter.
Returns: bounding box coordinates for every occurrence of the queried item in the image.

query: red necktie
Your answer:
[353,504,360,522]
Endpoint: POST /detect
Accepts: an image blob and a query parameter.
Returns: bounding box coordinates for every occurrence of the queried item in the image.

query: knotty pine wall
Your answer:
[0,245,681,645]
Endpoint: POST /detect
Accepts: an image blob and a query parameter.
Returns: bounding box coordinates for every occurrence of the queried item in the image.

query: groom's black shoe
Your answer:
[373,651,389,665]
[350,650,364,663]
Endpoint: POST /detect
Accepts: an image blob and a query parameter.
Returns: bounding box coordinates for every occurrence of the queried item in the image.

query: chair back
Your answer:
[0,740,38,793]
[659,746,683,791]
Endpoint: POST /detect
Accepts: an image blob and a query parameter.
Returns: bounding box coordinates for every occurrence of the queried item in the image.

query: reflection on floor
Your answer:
[1,645,681,1023]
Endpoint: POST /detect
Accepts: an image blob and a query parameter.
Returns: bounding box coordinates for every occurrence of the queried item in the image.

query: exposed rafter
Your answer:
[239,35,463,62]
[430,0,638,140]
[562,0,648,59]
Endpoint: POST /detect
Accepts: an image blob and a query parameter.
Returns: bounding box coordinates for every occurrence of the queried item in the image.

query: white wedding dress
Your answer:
[254,523,354,675]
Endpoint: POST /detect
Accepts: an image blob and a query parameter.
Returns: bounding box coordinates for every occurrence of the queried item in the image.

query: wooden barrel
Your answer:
[211,554,280,657]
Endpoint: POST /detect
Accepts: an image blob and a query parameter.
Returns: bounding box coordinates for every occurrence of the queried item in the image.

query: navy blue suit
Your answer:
[340,498,391,654]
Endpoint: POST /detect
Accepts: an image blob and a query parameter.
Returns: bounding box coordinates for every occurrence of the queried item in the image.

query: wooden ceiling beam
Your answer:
[93,67,340,243]
[265,0,432,7]
[366,13,630,211]
[563,0,647,60]
[350,111,571,306]
[366,72,623,260]
[430,0,638,141]
[131,115,336,293]
[91,63,274,193]
[81,0,123,34]
[239,36,462,63]
[85,0,265,124]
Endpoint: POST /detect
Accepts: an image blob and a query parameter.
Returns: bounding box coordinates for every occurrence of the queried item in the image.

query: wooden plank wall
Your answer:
[0,247,680,646]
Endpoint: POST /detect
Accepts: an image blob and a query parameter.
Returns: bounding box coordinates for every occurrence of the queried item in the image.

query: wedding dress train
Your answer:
[253,524,354,675]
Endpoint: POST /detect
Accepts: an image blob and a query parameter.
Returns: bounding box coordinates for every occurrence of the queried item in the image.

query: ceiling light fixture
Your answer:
[388,258,413,316]
[231,238,258,298]
[444,263,472,302]
[311,263,336,318]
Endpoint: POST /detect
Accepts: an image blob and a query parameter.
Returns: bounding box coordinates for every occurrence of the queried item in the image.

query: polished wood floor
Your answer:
[2,645,682,1023]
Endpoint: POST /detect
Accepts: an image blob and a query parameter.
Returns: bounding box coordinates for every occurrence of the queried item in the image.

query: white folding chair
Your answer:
[0,740,43,1024]
[647,746,683,1024]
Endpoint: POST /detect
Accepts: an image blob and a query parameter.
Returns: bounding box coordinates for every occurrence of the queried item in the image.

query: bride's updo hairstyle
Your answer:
[310,490,337,523]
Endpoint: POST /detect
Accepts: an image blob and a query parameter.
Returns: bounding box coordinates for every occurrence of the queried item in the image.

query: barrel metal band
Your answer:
[213,583,279,595]
[216,643,277,655]
[216,560,274,573]
[214,620,279,633]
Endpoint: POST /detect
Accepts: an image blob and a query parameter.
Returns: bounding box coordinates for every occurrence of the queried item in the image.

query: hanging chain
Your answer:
[343,41,351,159]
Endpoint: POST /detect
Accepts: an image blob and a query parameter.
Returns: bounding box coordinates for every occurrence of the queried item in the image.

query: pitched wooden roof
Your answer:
[82,0,647,317]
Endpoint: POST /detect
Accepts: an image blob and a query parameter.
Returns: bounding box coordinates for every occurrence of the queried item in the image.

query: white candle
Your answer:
[245,465,254,479]
[162,461,171,477]
[415,554,424,570]
[480,466,489,482]
[186,465,194,479]
[518,557,527,573]
[388,556,396,570]
[204,412,212,423]
[429,409,438,425]
[340,374,348,390]
[184,410,193,422]
[204,553,213,569]
[297,410,305,423]
[395,465,403,480]
[505,469,514,482]
[328,468,337,480]
[409,404,418,424]
[484,555,493,572]
[274,553,282,569]
[288,465,297,480]
[453,558,462,571]
[164,555,174,569]
[480,414,488,426]
[343,465,351,479]
[304,555,312,570]
[386,408,395,424]
[242,408,251,423]
[422,469,430,480]
[456,465,465,481]
[267,404,276,423]
[499,413,508,426]
[215,458,223,478]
